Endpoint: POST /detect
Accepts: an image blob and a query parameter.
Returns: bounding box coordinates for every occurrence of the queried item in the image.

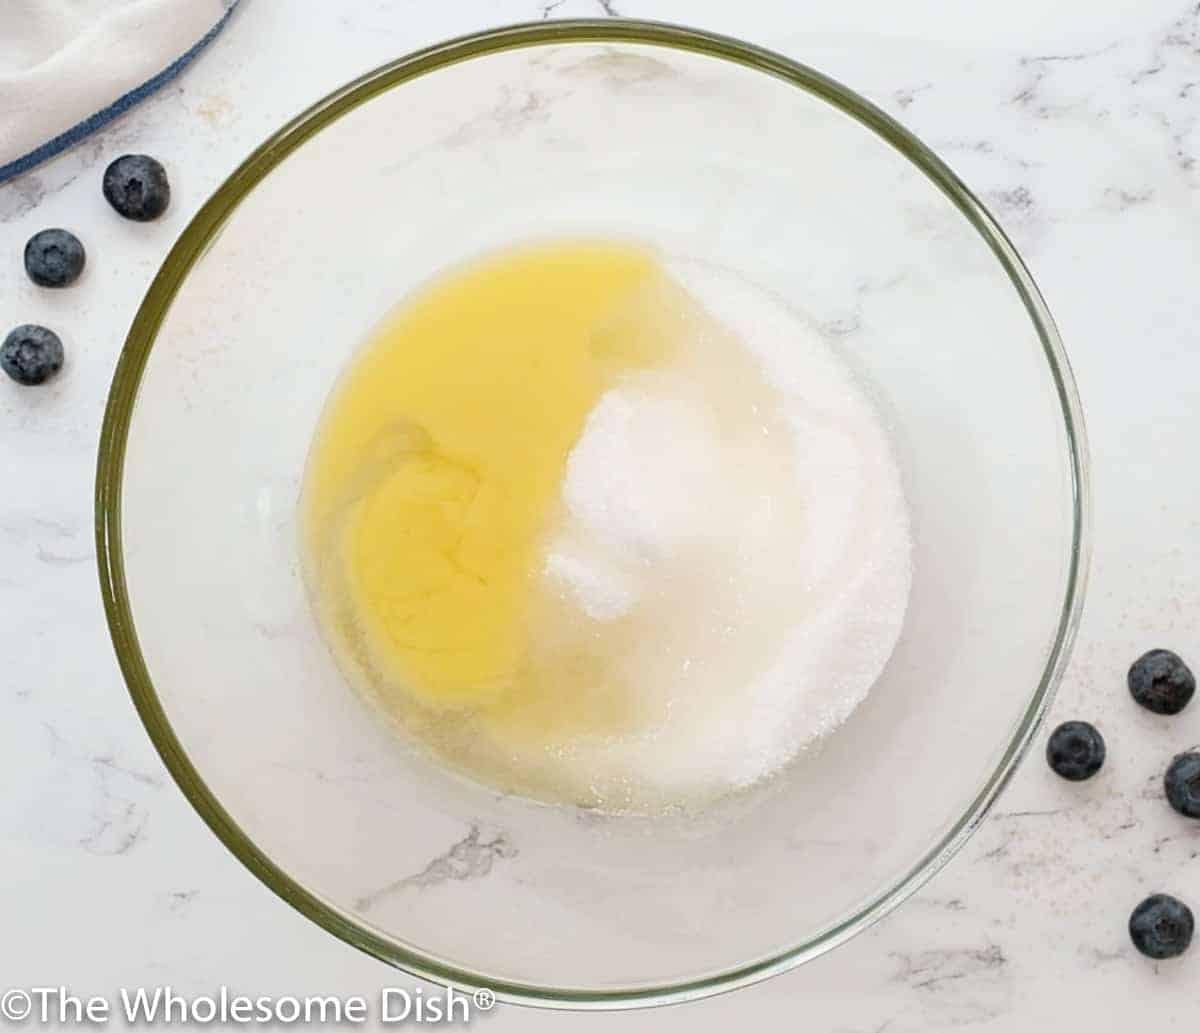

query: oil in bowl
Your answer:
[301,238,912,815]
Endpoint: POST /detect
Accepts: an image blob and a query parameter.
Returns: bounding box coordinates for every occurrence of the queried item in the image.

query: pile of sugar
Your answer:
[541,259,913,808]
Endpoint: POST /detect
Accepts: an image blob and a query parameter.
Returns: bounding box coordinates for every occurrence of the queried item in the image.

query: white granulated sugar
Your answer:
[540,258,913,810]
[545,381,736,619]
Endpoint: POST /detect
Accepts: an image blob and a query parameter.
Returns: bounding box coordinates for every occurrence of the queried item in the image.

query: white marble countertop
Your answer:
[3,0,1199,1028]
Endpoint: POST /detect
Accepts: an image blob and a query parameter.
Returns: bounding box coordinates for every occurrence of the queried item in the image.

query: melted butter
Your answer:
[301,239,671,710]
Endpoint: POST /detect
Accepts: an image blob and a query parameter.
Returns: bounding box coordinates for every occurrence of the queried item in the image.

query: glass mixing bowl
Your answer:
[96,20,1088,1009]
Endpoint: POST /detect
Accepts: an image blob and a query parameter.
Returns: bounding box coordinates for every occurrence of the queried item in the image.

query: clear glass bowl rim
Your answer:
[94,17,1090,1011]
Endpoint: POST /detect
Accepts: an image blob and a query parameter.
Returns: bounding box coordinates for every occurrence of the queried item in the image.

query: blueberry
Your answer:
[1,325,64,386]
[1130,894,1194,959]
[23,228,86,287]
[1129,649,1195,715]
[1164,751,1200,819]
[102,154,170,221]
[1045,720,1105,781]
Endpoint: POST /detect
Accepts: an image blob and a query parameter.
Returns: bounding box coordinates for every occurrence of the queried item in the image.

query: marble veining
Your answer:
[356,825,518,911]
[154,888,201,918]
[538,0,620,18]
[889,943,1010,1025]
[2,1,1199,1029]
[39,723,164,857]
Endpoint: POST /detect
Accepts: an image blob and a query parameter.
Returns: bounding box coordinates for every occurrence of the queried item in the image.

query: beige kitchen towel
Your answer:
[1,0,237,182]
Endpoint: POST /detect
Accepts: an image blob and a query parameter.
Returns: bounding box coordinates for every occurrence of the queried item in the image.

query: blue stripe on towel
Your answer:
[0,1,240,184]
